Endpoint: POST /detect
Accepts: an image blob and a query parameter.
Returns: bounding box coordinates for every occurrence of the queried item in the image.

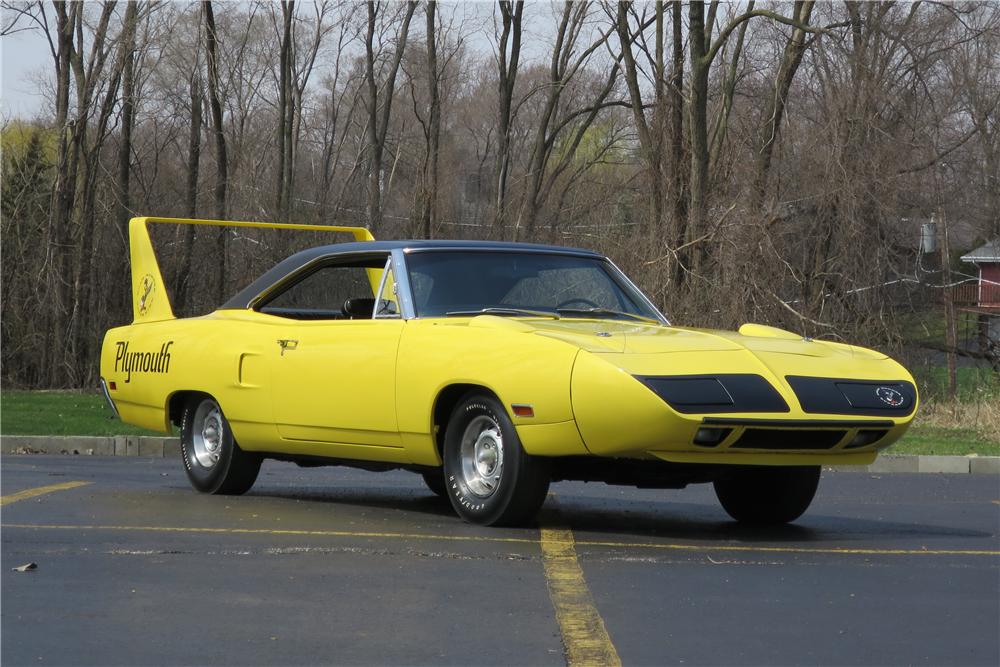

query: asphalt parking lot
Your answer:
[2,454,998,667]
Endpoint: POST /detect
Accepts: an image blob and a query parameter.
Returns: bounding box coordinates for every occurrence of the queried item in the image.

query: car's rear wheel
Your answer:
[421,470,447,498]
[180,396,261,495]
[442,393,550,526]
[713,465,820,524]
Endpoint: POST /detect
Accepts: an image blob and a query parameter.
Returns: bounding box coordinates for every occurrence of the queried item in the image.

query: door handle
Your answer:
[277,339,299,355]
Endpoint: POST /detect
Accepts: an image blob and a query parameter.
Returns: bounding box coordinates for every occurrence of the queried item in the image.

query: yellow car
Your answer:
[101,217,918,526]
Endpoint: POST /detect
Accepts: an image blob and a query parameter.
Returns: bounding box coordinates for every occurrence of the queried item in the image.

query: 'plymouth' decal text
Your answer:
[115,341,173,383]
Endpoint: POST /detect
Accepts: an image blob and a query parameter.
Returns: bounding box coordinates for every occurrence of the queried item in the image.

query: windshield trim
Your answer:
[603,257,670,325]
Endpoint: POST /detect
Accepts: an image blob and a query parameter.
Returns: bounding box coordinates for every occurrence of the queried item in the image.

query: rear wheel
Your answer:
[713,465,820,524]
[180,396,261,495]
[442,393,550,526]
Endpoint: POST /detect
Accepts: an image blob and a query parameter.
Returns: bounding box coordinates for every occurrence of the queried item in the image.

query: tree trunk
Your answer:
[116,1,139,237]
[420,0,441,239]
[44,0,77,386]
[669,0,686,282]
[616,2,663,237]
[687,0,710,275]
[66,0,118,386]
[113,0,139,340]
[276,0,294,218]
[494,0,523,233]
[364,0,416,234]
[204,0,229,301]
[176,65,203,314]
[752,0,815,208]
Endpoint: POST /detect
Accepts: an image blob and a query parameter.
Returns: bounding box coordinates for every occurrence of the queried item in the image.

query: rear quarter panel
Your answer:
[100,314,277,445]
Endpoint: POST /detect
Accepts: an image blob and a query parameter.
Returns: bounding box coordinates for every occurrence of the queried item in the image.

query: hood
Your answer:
[464,316,898,383]
[465,315,741,353]
[466,315,885,360]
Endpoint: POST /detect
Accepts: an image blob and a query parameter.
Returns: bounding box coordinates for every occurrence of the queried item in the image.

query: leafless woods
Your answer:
[2,1,998,388]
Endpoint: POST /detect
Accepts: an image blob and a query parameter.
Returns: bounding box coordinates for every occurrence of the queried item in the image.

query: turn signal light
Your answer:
[845,429,887,449]
[511,404,534,418]
[693,427,731,447]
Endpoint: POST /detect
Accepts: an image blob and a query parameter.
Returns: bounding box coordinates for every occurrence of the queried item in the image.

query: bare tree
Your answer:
[516,2,629,237]
[364,0,417,232]
[275,0,295,217]
[493,0,523,232]
[203,0,228,300]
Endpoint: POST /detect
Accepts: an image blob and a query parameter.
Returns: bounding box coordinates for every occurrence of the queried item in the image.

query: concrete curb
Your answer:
[827,454,1000,475]
[2,435,180,458]
[1,435,998,474]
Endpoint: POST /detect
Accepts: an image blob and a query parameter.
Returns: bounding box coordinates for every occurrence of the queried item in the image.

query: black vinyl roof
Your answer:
[220,239,604,310]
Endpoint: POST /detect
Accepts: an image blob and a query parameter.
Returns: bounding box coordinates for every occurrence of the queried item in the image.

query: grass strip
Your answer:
[1,390,161,436]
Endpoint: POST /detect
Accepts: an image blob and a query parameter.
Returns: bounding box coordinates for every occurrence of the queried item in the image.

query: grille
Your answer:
[730,428,846,450]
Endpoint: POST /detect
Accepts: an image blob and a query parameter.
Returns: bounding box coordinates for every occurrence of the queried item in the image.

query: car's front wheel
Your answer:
[180,396,262,495]
[421,470,447,498]
[442,393,550,526]
[713,465,820,524]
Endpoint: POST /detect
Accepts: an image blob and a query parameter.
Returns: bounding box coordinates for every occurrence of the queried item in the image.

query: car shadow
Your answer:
[538,495,993,545]
[245,483,992,547]
[248,484,458,519]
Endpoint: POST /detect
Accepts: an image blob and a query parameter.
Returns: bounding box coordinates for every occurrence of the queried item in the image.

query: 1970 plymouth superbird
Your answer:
[101,217,918,526]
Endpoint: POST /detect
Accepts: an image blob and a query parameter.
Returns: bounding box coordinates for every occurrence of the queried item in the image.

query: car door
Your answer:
[261,254,404,449]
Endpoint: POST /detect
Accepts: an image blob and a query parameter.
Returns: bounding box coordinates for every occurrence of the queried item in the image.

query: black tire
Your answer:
[180,396,262,495]
[442,393,550,526]
[421,470,447,498]
[713,465,820,524]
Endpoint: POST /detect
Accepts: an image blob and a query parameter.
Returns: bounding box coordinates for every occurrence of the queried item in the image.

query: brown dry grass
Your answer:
[915,399,1000,444]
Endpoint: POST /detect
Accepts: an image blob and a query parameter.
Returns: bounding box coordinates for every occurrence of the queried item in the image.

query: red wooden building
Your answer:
[959,240,999,359]
[960,240,1000,309]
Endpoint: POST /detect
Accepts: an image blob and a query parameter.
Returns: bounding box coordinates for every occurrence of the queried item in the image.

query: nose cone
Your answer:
[570,350,696,456]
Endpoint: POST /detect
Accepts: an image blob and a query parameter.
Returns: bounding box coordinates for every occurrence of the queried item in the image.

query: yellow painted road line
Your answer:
[541,526,622,667]
[2,522,998,558]
[0,481,91,507]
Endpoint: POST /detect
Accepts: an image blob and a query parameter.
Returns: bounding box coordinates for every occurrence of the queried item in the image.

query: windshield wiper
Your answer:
[445,307,560,319]
[556,307,662,325]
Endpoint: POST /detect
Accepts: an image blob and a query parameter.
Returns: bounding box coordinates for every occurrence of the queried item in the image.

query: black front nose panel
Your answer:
[637,374,790,414]
[786,376,917,417]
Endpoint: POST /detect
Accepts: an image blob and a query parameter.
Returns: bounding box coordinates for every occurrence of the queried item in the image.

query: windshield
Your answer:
[404,251,663,321]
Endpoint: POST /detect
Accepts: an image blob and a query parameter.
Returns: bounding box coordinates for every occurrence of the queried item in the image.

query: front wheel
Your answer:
[713,465,820,524]
[442,393,550,526]
[421,470,447,498]
[180,396,262,495]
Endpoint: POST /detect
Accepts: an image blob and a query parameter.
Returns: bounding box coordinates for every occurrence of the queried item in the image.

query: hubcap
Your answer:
[460,415,504,498]
[191,401,224,469]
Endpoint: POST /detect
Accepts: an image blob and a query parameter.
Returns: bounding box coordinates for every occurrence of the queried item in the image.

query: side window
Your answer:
[260,262,378,319]
[375,260,400,319]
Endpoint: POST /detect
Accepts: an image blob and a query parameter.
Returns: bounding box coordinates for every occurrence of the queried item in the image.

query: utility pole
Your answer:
[936,211,958,402]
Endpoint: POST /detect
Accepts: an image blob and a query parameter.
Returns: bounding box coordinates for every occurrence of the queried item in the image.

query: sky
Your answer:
[2,15,52,120]
[0,1,596,122]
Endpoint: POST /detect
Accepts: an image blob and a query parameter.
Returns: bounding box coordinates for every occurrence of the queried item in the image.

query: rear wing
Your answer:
[129,216,375,323]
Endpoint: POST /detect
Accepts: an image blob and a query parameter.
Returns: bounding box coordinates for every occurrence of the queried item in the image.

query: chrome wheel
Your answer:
[443,394,550,526]
[459,415,505,498]
[191,400,224,469]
